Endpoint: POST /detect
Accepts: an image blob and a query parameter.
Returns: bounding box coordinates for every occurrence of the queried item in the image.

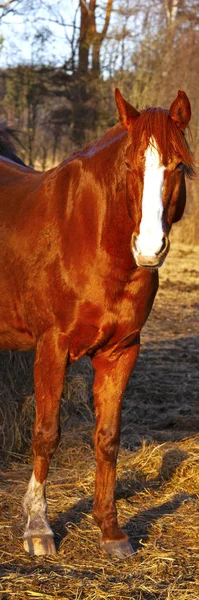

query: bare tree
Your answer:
[72,0,113,145]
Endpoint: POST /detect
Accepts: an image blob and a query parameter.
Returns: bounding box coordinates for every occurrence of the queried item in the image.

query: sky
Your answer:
[0,1,80,68]
[0,0,144,75]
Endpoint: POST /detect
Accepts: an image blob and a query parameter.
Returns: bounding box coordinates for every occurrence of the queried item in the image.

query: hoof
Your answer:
[24,534,56,556]
[100,538,134,559]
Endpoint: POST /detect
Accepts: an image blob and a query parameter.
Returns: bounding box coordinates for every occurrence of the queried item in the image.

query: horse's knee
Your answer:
[33,425,60,459]
[95,427,119,462]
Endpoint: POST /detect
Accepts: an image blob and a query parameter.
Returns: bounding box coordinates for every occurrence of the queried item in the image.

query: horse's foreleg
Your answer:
[92,337,140,559]
[23,330,68,556]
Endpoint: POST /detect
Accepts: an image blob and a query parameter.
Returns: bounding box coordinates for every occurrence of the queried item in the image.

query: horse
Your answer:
[0,89,194,559]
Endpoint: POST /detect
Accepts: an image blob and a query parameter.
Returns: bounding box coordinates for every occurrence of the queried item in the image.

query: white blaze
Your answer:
[136,137,165,256]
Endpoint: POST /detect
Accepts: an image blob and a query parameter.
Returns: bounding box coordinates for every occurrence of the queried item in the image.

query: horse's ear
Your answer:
[169,90,191,131]
[115,88,140,129]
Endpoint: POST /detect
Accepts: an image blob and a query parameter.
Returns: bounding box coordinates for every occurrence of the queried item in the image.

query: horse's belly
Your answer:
[0,300,35,351]
[0,322,35,351]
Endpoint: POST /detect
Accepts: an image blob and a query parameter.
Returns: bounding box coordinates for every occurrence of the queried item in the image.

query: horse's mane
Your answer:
[132,107,195,178]
[0,122,26,166]
[67,124,124,162]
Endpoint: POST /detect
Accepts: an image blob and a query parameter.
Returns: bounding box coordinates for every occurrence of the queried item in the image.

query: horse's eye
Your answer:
[175,162,184,171]
[125,161,131,170]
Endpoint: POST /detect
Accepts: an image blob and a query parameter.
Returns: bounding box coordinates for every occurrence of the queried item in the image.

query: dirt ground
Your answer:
[0,242,199,600]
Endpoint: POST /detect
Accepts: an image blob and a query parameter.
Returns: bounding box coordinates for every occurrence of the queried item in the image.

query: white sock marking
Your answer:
[23,472,53,536]
[136,137,165,256]
[23,473,46,516]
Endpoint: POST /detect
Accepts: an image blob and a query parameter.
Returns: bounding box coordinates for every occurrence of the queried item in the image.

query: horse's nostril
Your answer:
[132,233,138,252]
[156,235,168,256]
[161,236,166,253]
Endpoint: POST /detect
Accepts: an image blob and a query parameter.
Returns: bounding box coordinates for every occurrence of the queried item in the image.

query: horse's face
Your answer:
[115,89,194,268]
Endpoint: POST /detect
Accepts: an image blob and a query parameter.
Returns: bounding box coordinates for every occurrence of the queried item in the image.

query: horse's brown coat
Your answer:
[0,90,194,557]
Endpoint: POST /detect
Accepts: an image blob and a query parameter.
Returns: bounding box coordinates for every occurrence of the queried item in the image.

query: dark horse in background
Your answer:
[0,90,194,558]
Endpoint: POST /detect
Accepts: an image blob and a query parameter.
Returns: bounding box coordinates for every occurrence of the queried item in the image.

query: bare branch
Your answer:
[0,0,17,7]
[100,0,113,40]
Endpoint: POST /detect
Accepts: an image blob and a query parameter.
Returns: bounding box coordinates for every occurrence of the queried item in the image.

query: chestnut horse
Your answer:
[0,90,194,558]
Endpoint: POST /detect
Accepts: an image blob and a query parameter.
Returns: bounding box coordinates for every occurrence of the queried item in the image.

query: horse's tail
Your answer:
[0,122,27,166]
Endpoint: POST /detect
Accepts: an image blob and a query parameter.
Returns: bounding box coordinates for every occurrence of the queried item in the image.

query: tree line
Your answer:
[0,0,198,240]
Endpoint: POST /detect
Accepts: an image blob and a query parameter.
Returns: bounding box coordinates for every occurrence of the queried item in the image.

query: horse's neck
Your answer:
[88,128,133,265]
[58,126,134,269]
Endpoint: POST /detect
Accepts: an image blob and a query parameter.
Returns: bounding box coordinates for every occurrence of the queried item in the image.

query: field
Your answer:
[0,243,199,600]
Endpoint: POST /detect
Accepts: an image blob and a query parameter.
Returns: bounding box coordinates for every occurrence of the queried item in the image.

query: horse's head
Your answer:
[115,89,194,268]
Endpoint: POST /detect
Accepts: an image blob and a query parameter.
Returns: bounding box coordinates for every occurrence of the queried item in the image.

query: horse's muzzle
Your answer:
[131,233,170,268]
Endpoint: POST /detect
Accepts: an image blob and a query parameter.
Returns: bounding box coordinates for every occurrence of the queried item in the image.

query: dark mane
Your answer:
[0,122,26,166]
[132,107,195,178]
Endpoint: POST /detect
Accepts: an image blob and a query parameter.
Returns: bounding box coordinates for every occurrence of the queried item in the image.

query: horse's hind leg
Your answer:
[23,330,68,556]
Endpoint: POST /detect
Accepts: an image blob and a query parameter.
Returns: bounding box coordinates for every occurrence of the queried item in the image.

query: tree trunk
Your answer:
[72,0,113,146]
[164,0,181,26]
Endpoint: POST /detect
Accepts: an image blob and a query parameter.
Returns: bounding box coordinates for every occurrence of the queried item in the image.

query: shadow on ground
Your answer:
[50,446,196,552]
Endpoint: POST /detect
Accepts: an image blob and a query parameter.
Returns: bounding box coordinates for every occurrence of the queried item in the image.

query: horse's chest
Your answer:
[66,301,116,361]
[67,292,136,362]
[66,267,158,361]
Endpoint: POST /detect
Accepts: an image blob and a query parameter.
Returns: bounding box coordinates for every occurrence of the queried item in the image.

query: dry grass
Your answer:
[0,242,199,600]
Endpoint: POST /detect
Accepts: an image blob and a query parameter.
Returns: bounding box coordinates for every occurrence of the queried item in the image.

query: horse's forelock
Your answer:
[129,107,195,175]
